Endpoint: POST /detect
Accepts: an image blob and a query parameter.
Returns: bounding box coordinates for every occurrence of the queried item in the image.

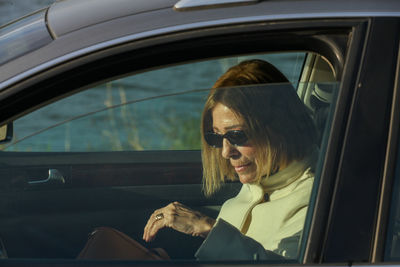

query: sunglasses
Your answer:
[204,130,248,148]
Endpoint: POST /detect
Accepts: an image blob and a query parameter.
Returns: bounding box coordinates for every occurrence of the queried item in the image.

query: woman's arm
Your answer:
[143,201,216,242]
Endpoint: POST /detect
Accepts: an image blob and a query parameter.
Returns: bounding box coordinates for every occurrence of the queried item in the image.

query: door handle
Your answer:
[28,169,65,185]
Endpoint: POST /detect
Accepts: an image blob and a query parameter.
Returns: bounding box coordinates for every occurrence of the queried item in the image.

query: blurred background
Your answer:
[0,0,56,26]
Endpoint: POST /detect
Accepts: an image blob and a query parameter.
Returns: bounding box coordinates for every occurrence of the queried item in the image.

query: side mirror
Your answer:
[0,123,13,144]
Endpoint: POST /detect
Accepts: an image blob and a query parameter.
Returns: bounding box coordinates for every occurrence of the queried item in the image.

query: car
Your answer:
[0,0,399,265]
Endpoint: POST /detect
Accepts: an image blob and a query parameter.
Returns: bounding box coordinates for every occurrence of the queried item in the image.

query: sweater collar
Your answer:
[259,147,318,194]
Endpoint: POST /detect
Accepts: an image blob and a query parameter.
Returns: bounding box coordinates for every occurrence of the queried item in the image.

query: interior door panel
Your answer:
[0,151,239,259]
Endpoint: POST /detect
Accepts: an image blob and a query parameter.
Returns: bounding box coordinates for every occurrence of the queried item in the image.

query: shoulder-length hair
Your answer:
[201,59,318,196]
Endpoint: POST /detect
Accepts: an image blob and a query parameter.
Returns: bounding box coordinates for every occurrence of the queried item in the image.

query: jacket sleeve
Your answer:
[195,219,286,261]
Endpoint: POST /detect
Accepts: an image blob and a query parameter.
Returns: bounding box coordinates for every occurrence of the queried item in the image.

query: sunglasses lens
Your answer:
[204,132,223,148]
[204,131,248,147]
[226,131,248,146]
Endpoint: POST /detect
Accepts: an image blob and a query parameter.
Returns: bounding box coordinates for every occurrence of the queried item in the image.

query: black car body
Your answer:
[0,0,400,266]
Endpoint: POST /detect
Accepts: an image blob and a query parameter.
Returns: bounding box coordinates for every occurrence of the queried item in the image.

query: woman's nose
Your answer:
[221,138,239,159]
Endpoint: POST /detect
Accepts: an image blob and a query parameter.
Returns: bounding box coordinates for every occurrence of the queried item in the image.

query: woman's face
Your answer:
[212,103,258,184]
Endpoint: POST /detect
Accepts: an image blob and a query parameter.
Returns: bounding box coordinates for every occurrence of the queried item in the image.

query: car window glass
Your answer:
[0,52,341,263]
[1,53,305,152]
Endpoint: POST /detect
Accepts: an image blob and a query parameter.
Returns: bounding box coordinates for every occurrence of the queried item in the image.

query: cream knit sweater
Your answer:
[216,156,315,258]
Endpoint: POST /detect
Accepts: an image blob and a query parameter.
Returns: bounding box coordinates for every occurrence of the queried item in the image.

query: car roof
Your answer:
[47,0,400,39]
[0,0,400,90]
[47,0,177,38]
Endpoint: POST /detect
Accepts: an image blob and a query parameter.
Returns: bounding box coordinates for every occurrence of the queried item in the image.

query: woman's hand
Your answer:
[143,201,215,242]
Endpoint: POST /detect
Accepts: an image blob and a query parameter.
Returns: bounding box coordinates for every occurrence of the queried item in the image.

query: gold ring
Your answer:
[155,213,164,221]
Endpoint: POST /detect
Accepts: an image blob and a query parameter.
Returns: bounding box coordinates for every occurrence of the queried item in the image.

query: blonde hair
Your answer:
[201,60,317,196]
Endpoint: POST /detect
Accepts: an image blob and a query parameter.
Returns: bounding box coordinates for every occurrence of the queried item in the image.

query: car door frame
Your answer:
[314,17,400,263]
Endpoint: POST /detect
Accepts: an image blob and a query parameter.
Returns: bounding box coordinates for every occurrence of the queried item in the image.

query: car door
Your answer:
[0,1,396,265]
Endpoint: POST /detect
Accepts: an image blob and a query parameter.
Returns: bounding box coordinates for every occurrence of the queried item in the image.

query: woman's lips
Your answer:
[234,163,251,173]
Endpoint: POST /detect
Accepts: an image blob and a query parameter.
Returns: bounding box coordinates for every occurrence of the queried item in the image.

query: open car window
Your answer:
[2,53,306,152]
[0,51,340,262]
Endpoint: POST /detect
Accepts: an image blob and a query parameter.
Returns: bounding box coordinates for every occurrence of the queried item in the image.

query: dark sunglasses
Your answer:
[204,130,248,148]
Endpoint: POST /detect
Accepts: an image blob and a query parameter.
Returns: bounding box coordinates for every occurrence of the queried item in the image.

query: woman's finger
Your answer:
[143,209,163,241]
[145,215,166,242]
[143,204,176,242]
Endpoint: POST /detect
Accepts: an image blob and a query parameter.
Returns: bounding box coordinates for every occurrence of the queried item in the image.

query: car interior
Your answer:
[0,27,343,261]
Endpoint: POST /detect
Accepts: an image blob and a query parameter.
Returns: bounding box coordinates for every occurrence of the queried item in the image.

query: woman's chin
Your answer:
[238,174,257,184]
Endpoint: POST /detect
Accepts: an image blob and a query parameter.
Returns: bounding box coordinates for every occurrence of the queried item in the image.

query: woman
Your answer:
[142,59,318,260]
